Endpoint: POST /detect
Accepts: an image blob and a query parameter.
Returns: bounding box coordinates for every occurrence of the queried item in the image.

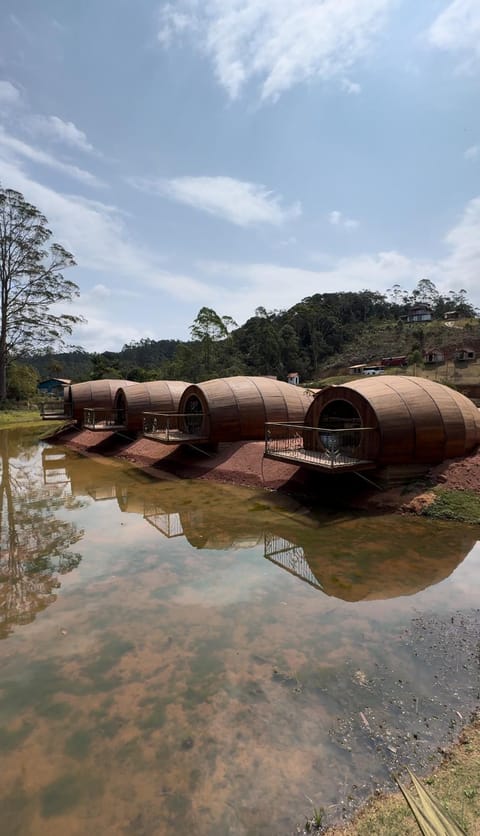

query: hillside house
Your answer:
[401,304,433,323]
[444,310,461,322]
[287,372,300,385]
[455,347,476,362]
[424,349,445,364]
[349,364,367,375]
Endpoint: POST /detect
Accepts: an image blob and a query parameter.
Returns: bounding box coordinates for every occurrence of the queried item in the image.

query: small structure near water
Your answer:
[66,379,136,427]
[265,375,480,475]
[143,376,313,444]
[112,381,190,434]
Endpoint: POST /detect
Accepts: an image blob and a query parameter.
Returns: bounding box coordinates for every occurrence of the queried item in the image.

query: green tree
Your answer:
[190,307,237,376]
[6,361,39,401]
[0,186,82,402]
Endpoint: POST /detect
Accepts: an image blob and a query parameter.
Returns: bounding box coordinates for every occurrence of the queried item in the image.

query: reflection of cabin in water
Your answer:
[41,450,70,485]
[264,375,480,475]
[264,534,323,591]
[143,505,184,538]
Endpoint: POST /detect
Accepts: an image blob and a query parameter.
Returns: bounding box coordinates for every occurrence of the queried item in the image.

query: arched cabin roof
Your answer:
[114,381,190,433]
[66,379,136,425]
[304,375,480,465]
[178,376,313,443]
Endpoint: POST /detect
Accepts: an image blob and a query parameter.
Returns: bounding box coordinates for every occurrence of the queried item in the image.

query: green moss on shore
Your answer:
[423,488,480,525]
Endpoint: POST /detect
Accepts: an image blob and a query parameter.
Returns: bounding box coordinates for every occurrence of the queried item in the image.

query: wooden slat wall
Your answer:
[178,376,312,442]
[305,375,480,466]
[68,379,136,425]
[114,381,190,433]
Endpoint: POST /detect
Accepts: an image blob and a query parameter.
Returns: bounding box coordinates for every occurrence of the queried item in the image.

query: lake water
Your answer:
[1,427,479,835]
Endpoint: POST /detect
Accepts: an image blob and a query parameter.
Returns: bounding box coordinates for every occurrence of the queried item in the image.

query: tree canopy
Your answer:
[0,186,82,401]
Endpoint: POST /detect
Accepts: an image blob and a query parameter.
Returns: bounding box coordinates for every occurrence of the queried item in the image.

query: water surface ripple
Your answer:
[0,428,479,834]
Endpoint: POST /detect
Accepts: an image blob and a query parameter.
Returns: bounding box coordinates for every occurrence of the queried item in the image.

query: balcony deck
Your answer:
[142,412,208,445]
[264,423,376,473]
[39,402,72,420]
[82,408,126,432]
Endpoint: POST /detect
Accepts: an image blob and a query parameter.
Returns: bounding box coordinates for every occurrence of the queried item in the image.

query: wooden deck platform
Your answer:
[39,401,72,420]
[82,419,126,432]
[264,422,376,473]
[143,429,209,444]
[264,445,375,473]
[82,408,126,432]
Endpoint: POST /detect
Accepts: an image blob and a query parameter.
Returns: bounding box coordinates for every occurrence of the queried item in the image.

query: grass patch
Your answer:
[0,410,67,432]
[423,489,480,524]
[323,718,480,835]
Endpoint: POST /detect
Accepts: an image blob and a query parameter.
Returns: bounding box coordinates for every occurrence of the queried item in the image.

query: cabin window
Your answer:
[318,400,361,430]
[184,395,203,433]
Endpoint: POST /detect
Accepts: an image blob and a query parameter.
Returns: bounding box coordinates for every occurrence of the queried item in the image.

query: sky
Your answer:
[0,0,479,352]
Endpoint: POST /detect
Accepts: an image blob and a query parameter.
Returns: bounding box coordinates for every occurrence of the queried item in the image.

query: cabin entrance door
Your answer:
[317,400,362,457]
[184,395,204,434]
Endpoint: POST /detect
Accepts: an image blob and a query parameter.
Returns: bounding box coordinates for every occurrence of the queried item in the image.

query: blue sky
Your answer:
[0,0,479,352]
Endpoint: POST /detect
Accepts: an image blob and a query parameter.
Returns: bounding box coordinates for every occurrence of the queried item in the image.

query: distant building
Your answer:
[349,363,367,375]
[444,310,461,322]
[401,304,433,323]
[381,356,408,368]
[287,372,300,385]
[38,378,71,397]
[424,349,445,364]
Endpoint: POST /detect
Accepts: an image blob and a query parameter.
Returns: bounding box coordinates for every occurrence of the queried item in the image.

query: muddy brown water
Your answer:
[0,427,479,835]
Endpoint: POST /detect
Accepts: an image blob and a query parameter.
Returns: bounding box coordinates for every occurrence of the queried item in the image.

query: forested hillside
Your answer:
[26,280,479,386]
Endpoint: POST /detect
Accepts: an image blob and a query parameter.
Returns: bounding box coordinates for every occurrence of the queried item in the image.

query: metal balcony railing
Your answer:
[39,400,73,419]
[83,407,125,430]
[142,412,207,443]
[264,422,375,470]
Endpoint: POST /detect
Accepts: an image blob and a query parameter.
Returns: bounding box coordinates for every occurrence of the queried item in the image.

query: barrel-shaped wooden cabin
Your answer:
[160,376,313,444]
[65,379,135,426]
[303,376,480,469]
[113,381,189,434]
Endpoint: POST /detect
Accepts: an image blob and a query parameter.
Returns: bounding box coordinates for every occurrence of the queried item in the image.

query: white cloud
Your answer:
[328,209,359,229]
[0,127,102,187]
[440,196,480,296]
[428,0,480,66]
[157,4,194,45]
[130,174,301,226]
[157,0,395,100]
[30,115,95,153]
[0,80,21,106]
[0,154,209,304]
[72,314,152,353]
[197,196,480,323]
[341,78,362,95]
[198,250,422,323]
[464,144,479,160]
